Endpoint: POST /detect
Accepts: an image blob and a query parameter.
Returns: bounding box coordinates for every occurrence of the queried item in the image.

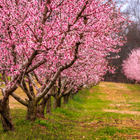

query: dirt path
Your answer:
[104,109,140,115]
[0,87,27,109]
[94,82,140,116]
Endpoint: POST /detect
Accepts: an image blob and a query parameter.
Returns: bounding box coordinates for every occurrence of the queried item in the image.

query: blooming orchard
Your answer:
[0,0,126,86]
[0,0,128,131]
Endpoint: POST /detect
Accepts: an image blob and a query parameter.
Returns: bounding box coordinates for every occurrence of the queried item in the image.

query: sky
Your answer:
[114,0,140,22]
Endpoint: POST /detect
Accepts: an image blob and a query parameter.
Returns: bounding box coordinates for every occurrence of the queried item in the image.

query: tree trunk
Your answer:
[70,91,78,99]
[0,100,15,131]
[63,94,70,104]
[37,95,52,118]
[37,104,46,118]
[53,97,61,109]
[26,99,37,122]
[46,96,51,114]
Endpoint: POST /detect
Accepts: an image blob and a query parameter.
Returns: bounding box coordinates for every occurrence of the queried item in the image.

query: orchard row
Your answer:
[0,0,128,131]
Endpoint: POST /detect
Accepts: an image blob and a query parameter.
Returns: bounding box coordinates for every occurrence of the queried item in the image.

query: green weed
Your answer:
[0,82,140,139]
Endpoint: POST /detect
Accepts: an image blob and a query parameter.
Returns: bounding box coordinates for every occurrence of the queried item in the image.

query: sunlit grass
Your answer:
[0,82,140,139]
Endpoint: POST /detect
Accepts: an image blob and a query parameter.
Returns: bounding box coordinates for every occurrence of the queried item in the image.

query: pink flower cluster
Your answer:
[0,0,128,91]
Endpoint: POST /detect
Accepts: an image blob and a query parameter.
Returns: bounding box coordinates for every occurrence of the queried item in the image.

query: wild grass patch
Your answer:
[0,82,140,139]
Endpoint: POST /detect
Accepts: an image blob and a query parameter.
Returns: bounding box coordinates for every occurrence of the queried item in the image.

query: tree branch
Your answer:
[39,87,53,105]
[26,74,35,98]
[33,71,43,86]
[73,1,88,24]
[26,58,46,74]
[20,79,33,100]
[36,42,80,102]
[11,92,28,107]
[61,86,73,97]
[28,73,40,93]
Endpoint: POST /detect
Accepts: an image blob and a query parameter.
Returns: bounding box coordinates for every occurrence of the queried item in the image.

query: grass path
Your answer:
[1,82,140,139]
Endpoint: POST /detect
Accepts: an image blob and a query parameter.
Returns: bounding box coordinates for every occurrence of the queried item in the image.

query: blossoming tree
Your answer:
[36,54,108,118]
[0,0,127,131]
[122,48,140,81]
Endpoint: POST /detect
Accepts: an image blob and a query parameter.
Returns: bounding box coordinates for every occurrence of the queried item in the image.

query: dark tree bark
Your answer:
[37,103,46,118]
[63,93,70,104]
[36,89,52,118]
[53,97,61,109]
[26,99,37,122]
[36,96,51,118]
[0,100,15,131]
[46,96,51,114]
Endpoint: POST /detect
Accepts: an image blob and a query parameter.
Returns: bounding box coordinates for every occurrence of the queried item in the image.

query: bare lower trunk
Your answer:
[53,98,61,109]
[0,100,15,131]
[26,99,37,122]
[37,95,51,118]
[63,94,70,104]
[70,92,78,99]
[37,104,46,118]
[46,96,51,114]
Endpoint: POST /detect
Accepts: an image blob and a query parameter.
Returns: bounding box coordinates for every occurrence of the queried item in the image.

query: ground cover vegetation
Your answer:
[0,0,129,132]
[1,82,140,139]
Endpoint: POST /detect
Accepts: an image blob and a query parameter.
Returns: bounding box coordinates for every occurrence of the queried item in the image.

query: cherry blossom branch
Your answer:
[36,42,80,102]
[26,58,46,74]
[73,1,88,24]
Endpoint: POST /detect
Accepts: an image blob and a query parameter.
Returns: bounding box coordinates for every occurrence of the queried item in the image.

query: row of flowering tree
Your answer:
[0,0,128,131]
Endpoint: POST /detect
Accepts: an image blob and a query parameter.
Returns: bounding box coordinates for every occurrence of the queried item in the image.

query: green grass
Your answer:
[1,82,140,139]
[126,84,140,91]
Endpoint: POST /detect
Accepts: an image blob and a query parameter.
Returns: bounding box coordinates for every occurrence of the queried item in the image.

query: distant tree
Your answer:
[104,0,140,83]
[104,22,140,83]
[122,48,140,82]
